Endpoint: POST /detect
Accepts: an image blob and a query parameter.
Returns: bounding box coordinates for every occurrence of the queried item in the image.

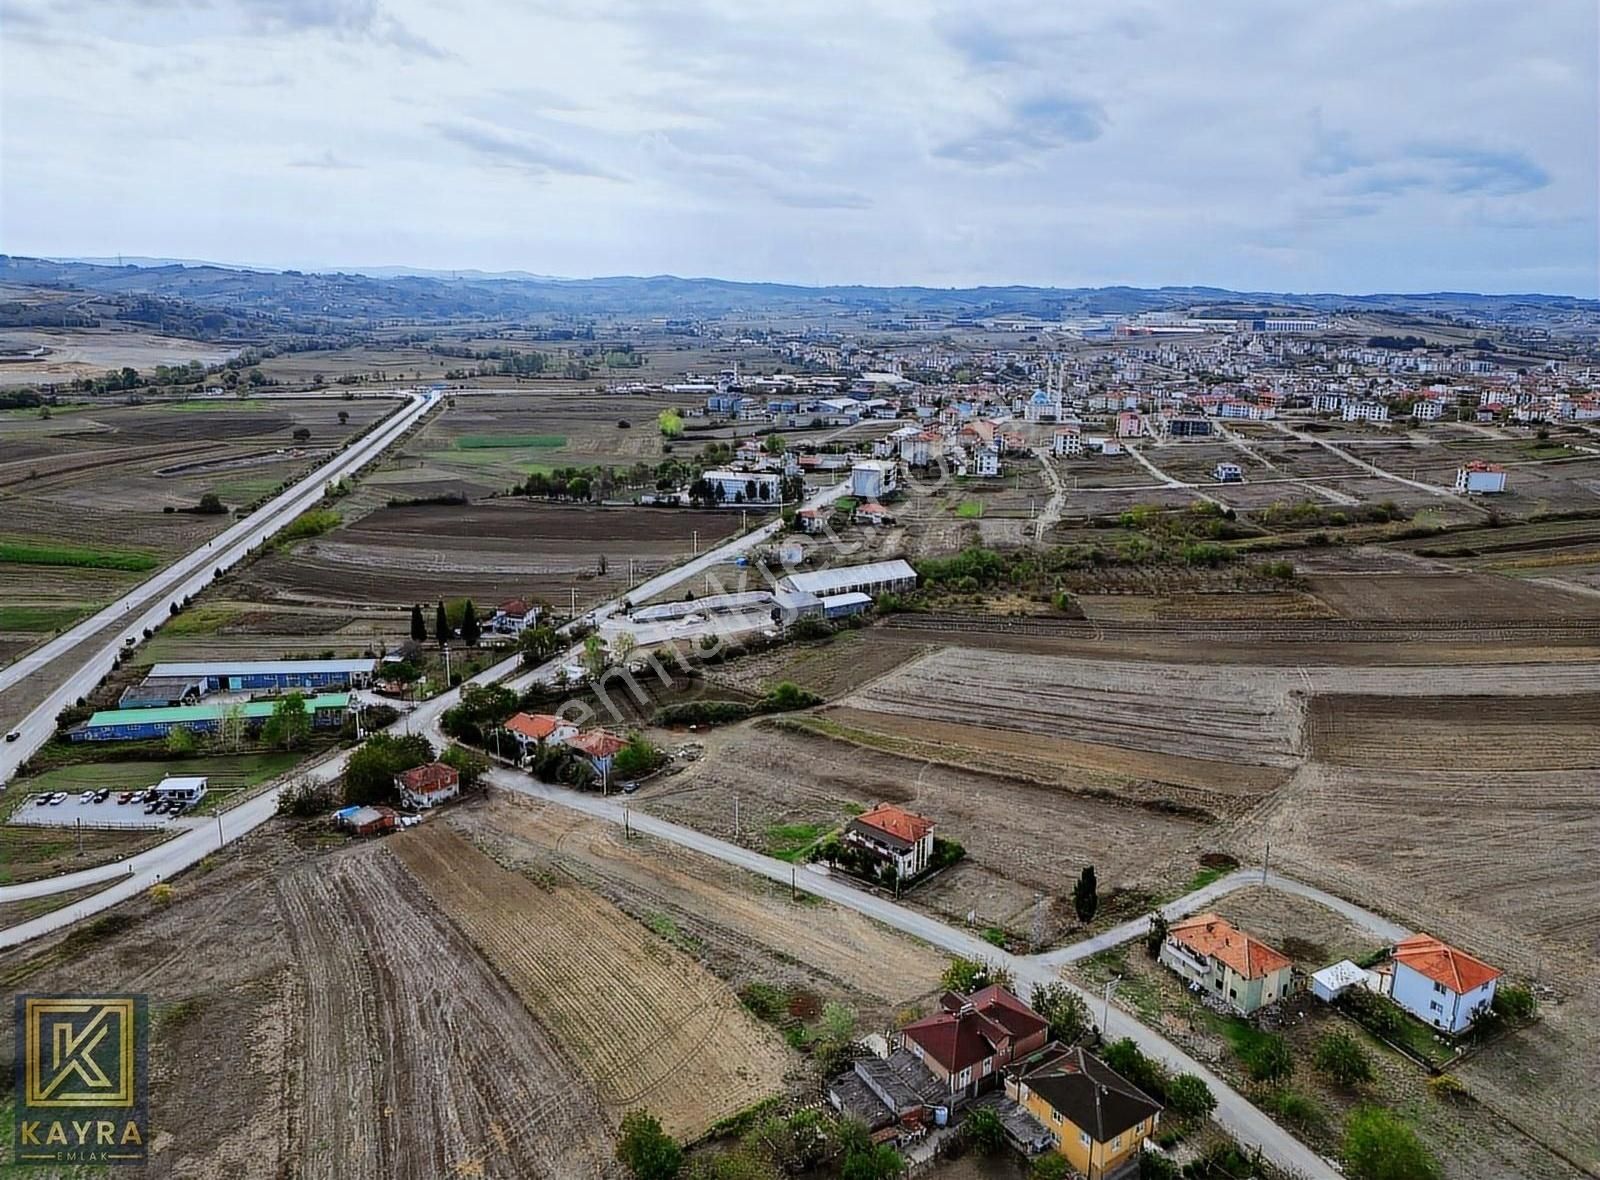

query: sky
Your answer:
[1,0,1596,295]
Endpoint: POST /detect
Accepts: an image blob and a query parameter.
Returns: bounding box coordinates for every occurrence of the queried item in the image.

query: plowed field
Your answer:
[392,823,792,1138]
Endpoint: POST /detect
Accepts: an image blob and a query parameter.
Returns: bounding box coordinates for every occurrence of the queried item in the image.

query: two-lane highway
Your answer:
[0,389,438,784]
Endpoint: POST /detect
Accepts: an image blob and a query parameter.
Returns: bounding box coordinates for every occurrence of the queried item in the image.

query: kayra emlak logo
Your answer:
[15,995,148,1165]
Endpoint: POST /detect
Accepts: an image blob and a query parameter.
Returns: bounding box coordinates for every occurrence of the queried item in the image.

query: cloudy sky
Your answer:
[1,0,1595,294]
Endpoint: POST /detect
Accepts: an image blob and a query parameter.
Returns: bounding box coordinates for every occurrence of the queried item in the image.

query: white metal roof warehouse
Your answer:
[777,559,917,598]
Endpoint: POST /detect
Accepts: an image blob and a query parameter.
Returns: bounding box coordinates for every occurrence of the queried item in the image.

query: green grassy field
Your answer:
[0,605,85,632]
[15,753,304,798]
[150,398,268,412]
[764,821,833,863]
[955,500,984,519]
[0,540,160,572]
[453,434,567,450]
[161,605,244,636]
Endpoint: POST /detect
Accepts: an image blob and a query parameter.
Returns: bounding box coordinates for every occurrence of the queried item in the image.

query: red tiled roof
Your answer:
[498,598,531,615]
[967,984,1049,1041]
[854,803,934,843]
[506,712,569,741]
[1393,934,1500,994]
[397,762,458,794]
[567,730,626,758]
[902,1005,1012,1074]
[1168,913,1291,980]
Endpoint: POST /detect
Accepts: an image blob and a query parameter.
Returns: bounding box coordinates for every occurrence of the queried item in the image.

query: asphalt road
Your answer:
[0,389,438,784]
[480,768,1342,1180]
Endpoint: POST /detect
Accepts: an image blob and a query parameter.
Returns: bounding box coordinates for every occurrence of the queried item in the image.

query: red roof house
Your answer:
[898,986,1048,1098]
[395,762,459,809]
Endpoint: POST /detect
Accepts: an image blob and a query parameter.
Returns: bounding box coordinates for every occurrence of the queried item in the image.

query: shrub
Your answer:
[1163,1073,1216,1121]
[613,733,661,778]
[1100,1038,1170,1102]
[1241,1033,1293,1084]
[1492,983,1536,1022]
[1030,983,1091,1045]
[1314,1030,1373,1088]
[148,883,174,906]
[1262,1087,1323,1131]
[1032,1157,1072,1180]
[1342,1106,1440,1180]
[617,1110,682,1180]
[1427,1073,1470,1103]
[964,1106,1006,1154]
[276,775,339,818]
[941,956,1013,994]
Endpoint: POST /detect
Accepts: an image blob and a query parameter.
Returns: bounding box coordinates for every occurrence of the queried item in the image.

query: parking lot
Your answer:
[8,791,194,830]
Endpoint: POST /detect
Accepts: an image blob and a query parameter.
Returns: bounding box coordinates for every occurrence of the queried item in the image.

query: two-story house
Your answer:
[1387,933,1500,1034]
[844,803,935,878]
[1159,913,1294,1015]
[1007,1044,1162,1180]
[898,986,1049,1103]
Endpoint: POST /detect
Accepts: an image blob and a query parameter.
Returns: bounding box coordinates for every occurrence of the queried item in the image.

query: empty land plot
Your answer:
[1308,570,1600,619]
[840,646,1302,769]
[1307,692,1600,770]
[239,501,739,607]
[447,795,946,1015]
[1207,885,1388,967]
[701,630,932,700]
[392,823,791,1139]
[280,846,618,1180]
[1225,762,1599,985]
[643,720,1207,931]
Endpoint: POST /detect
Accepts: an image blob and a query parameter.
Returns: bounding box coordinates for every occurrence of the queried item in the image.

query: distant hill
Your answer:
[3,255,1594,327]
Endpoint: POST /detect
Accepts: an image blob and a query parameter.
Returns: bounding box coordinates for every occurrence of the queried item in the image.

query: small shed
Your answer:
[1310,959,1369,1003]
[151,775,209,803]
[342,805,397,837]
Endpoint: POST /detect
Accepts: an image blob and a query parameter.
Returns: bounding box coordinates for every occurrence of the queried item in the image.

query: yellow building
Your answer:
[1006,1045,1162,1180]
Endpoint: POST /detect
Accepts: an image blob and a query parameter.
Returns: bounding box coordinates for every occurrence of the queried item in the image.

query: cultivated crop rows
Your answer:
[393,825,790,1140]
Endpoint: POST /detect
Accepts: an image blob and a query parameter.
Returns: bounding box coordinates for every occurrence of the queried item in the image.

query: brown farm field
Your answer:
[236,500,741,609]
[391,822,793,1139]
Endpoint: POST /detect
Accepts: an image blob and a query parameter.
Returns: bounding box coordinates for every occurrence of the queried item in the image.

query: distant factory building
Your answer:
[71,694,351,742]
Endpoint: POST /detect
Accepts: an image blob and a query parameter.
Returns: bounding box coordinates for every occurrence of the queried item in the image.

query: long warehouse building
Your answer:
[144,658,376,694]
[776,559,918,598]
[71,694,351,742]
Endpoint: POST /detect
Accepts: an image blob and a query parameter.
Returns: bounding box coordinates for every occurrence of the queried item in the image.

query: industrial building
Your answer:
[143,659,375,696]
[71,693,350,742]
[777,559,917,599]
[1455,462,1507,495]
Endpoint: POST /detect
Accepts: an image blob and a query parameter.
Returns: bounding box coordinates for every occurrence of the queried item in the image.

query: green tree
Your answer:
[441,744,490,790]
[581,633,610,680]
[165,724,197,755]
[617,1110,682,1180]
[1144,910,1170,959]
[1163,1073,1216,1121]
[1031,1156,1071,1180]
[460,599,480,646]
[763,433,786,456]
[196,492,226,514]
[411,604,427,643]
[1243,1033,1293,1084]
[613,733,659,779]
[292,426,311,443]
[261,691,310,751]
[658,408,684,437]
[1342,1107,1440,1180]
[1029,982,1090,1044]
[435,600,449,647]
[519,624,559,668]
[1314,1031,1374,1088]
[941,956,1014,994]
[964,1106,1006,1154]
[343,732,435,806]
[840,1144,904,1180]
[1072,864,1098,923]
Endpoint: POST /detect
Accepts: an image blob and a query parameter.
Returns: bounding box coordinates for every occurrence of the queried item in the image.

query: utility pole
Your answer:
[570,587,577,619]
[442,644,452,685]
[624,805,631,839]
[733,793,739,840]
[216,812,224,849]
[1102,977,1121,1038]
[692,529,699,555]
[791,865,797,901]
[76,817,84,858]
[1262,839,1270,884]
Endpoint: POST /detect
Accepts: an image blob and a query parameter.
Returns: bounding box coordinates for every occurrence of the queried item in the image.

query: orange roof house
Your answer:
[1392,934,1500,994]
[1160,914,1294,1014]
[844,803,937,878]
[565,730,627,760]
[1168,914,1292,980]
[852,803,934,844]
[505,712,575,744]
[395,762,460,809]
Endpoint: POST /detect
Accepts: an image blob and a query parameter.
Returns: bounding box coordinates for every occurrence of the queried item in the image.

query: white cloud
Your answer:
[1,0,1594,293]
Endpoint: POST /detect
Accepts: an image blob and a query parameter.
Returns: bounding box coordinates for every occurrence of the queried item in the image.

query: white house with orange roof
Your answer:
[1160,913,1294,1015]
[1387,933,1500,1033]
[504,711,578,758]
[845,803,935,878]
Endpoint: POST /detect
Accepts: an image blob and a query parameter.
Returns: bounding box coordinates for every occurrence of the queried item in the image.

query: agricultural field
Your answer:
[235,500,740,611]
[0,326,238,386]
[637,719,1210,942]
[700,629,933,701]
[391,822,793,1138]
[449,793,949,1019]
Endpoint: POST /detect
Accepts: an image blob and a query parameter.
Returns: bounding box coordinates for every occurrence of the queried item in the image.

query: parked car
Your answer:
[77,790,95,804]
[129,790,147,804]
[117,791,134,805]
[93,789,111,804]
[33,794,51,807]
[49,792,67,805]
[620,780,640,794]
[143,801,162,814]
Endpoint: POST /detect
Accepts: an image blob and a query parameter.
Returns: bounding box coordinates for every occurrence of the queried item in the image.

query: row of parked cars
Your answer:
[31,789,193,815]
